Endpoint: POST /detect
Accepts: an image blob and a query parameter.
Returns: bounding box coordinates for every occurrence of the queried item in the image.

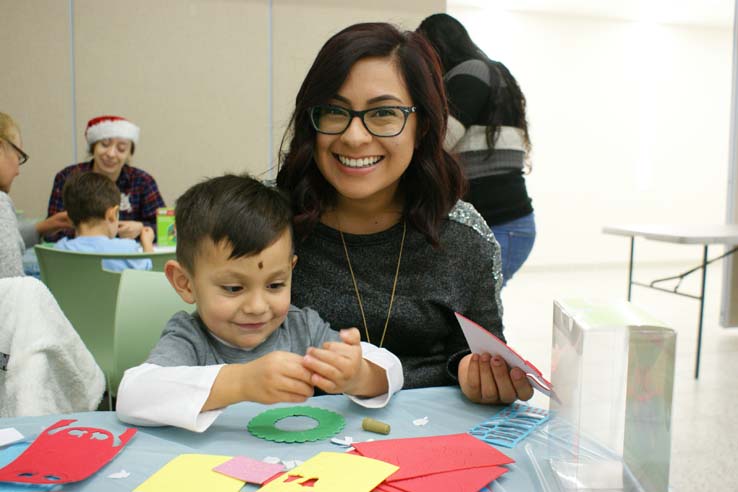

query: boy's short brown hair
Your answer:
[175,174,293,274]
[62,172,121,226]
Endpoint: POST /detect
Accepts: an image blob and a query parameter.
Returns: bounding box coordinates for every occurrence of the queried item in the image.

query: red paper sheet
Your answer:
[352,433,513,482]
[0,419,136,484]
[373,482,407,492]
[389,465,508,492]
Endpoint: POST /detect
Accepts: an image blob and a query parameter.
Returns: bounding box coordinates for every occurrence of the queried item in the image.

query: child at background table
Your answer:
[54,172,154,272]
[116,174,403,432]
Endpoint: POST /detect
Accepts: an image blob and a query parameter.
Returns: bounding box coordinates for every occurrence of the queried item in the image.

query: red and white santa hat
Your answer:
[85,115,140,145]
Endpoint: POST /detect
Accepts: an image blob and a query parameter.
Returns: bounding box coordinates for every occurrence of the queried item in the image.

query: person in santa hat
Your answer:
[45,115,165,241]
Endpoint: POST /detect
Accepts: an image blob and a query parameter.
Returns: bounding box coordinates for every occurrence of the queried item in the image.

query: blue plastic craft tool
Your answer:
[469,403,550,448]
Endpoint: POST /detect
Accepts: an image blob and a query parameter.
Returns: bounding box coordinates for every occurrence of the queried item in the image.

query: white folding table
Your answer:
[603,224,738,378]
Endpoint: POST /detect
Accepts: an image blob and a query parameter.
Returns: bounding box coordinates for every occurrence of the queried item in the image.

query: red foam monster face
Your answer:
[0,419,136,484]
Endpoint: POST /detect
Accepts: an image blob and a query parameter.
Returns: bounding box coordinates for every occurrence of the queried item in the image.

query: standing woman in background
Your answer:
[45,115,165,242]
[418,13,535,286]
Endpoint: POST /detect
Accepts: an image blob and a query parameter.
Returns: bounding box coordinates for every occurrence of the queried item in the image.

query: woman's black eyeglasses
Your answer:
[1,137,28,165]
[309,105,416,137]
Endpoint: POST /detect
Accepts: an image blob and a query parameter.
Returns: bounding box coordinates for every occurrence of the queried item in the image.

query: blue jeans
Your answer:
[490,212,536,286]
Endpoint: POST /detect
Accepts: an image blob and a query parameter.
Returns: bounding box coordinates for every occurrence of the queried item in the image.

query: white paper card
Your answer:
[0,428,24,447]
[455,312,558,401]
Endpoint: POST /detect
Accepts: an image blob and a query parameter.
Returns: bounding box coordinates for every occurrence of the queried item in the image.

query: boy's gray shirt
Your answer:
[147,305,341,366]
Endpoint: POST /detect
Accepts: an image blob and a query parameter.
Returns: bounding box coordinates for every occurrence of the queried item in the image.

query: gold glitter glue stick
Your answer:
[362,417,391,435]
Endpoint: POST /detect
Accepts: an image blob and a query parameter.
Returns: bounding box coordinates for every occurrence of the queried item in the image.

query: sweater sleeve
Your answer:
[446,73,491,127]
[18,219,39,247]
[0,194,24,278]
[445,203,505,381]
[139,173,165,231]
[45,170,74,242]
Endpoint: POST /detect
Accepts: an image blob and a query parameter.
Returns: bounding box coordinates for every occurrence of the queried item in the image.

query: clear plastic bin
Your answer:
[549,298,676,491]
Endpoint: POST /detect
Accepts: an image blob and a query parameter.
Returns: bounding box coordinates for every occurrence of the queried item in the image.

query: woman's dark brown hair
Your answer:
[276,22,466,246]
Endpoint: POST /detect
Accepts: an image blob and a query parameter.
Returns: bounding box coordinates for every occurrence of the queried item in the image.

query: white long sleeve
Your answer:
[116,344,403,432]
[346,342,403,408]
[116,363,224,432]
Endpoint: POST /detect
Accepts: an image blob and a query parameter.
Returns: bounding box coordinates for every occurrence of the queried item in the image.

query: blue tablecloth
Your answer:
[0,387,634,491]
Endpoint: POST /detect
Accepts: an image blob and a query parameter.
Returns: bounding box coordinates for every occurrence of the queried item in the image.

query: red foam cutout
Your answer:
[0,419,136,484]
[353,433,513,482]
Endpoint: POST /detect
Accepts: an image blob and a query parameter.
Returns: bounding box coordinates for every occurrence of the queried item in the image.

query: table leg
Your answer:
[695,245,709,379]
[627,237,635,301]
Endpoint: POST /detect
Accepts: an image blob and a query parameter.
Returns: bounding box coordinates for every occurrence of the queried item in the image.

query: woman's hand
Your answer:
[458,353,534,404]
[35,211,72,235]
[118,220,144,239]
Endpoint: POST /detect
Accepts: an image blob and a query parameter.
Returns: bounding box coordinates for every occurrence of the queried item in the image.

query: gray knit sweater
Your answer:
[291,200,504,389]
[0,192,24,278]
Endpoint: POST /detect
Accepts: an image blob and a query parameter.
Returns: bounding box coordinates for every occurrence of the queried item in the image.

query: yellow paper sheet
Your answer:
[258,452,398,492]
[134,454,244,492]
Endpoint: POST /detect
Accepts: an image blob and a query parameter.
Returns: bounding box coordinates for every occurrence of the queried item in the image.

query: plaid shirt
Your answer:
[46,161,165,241]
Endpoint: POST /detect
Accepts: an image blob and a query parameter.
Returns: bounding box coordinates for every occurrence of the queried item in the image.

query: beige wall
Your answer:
[271,0,446,174]
[2,0,444,218]
[1,1,74,218]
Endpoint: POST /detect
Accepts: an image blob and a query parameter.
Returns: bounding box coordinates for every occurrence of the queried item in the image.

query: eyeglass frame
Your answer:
[1,137,28,166]
[308,104,417,138]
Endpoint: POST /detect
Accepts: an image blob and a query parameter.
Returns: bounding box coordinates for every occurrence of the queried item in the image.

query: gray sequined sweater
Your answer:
[291,201,504,389]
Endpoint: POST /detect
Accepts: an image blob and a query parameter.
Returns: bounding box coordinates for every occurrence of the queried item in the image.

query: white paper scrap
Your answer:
[281,460,303,470]
[0,428,24,447]
[263,456,282,464]
[330,436,354,446]
[107,470,130,479]
[412,416,429,426]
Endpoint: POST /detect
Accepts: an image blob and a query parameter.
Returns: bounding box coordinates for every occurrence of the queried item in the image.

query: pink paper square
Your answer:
[213,456,284,484]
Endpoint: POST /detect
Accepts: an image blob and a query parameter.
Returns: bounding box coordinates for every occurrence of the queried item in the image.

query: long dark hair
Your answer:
[417,13,531,155]
[276,22,466,246]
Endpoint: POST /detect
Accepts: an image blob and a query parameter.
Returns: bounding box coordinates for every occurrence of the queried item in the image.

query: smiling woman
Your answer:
[277,22,534,405]
[44,115,165,242]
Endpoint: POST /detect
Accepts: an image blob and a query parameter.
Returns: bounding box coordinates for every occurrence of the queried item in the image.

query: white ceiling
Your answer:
[449,0,735,28]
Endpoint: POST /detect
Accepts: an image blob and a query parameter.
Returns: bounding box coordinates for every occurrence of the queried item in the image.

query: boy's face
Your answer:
[179,229,296,349]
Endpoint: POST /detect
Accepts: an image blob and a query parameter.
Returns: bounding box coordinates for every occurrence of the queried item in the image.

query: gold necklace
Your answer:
[339,220,406,348]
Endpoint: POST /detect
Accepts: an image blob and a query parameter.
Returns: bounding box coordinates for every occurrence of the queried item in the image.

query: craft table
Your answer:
[0,386,637,491]
[603,223,738,378]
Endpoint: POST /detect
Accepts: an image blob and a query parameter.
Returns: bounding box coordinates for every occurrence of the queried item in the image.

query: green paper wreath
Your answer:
[247,406,345,443]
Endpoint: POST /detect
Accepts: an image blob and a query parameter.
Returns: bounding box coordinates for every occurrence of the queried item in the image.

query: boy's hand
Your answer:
[140,226,155,251]
[118,220,144,239]
[302,328,365,395]
[202,352,314,411]
[241,352,315,404]
[458,353,534,404]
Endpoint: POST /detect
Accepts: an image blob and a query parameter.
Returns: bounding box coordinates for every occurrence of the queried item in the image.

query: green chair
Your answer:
[34,245,177,399]
[111,269,192,395]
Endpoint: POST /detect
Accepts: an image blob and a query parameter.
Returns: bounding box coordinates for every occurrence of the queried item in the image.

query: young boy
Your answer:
[116,174,403,432]
[54,172,154,272]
